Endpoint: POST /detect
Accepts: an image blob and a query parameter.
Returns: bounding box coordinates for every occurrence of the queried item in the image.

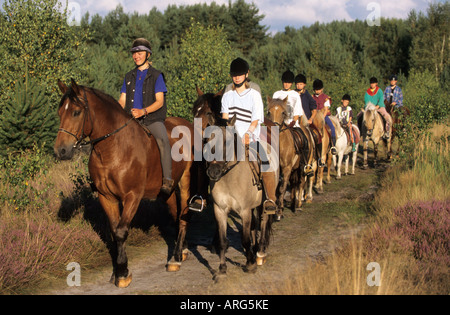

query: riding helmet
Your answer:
[281,70,295,83]
[294,74,307,84]
[130,38,152,54]
[313,79,323,91]
[230,58,249,76]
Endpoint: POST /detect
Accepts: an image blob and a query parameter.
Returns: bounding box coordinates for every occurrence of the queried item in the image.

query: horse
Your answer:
[362,103,392,168]
[204,116,274,280]
[310,110,332,193]
[54,79,194,288]
[267,97,315,216]
[385,100,411,156]
[329,116,360,178]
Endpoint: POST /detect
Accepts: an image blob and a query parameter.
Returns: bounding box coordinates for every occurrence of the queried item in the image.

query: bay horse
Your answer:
[204,116,274,280]
[267,97,315,216]
[54,79,194,288]
[329,116,360,178]
[310,110,332,193]
[362,103,392,168]
[385,100,411,156]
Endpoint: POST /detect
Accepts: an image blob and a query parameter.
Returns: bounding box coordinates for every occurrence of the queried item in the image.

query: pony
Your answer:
[204,116,274,280]
[385,100,411,156]
[329,116,360,178]
[267,97,315,217]
[310,110,332,193]
[362,103,392,168]
[54,79,194,287]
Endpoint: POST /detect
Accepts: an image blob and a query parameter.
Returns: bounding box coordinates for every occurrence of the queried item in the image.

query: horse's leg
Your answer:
[256,210,273,266]
[113,192,141,288]
[213,204,229,280]
[344,153,350,175]
[167,167,192,272]
[325,153,332,183]
[315,164,324,194]
[278,164,292,218]
[241,209,256,273]
[336,153,343,179]
[350,148,357,175]
[98,194,121,283]
[373,141,378,166]
[363,139,369,169]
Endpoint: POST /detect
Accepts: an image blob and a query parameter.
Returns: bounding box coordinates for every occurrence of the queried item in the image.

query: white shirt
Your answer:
[221,88,264,142]
[272,89,304,126]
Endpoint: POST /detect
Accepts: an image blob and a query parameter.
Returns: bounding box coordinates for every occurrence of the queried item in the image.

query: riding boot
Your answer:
[261,171,278,215]
[330,136,337,155]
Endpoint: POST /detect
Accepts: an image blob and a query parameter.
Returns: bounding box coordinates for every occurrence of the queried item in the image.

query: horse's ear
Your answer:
[57,80,68,94]
[228,114,237,127]
[70,78,80,95]
[283,96,288,105]
[215,88,225,97]
[267,96,272,104]
[196,86,204,96]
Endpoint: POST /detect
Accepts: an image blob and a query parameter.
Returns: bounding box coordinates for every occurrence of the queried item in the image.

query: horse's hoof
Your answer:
[166,261,181,272]
[244,263,257,273]
[306,199,312,204]
[213,273,226,283]
[336,176,341,180]
[295,207,302,212]
[182,249,189,262]
[256,253,267,266]
[115,273,132,288]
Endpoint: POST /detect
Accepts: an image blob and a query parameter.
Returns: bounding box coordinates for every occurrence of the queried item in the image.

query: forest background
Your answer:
[0,0,448,154]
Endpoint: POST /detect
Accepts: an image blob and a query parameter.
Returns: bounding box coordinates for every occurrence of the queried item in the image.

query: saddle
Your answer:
[343,125,360,144]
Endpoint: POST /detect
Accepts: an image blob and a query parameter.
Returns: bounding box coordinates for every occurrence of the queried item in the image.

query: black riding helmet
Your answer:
[281,70,294,83]
[230,58,249,76]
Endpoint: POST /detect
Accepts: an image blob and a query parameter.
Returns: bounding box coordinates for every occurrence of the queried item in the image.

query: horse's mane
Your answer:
[59,84,126,115]
[192,92,222,118]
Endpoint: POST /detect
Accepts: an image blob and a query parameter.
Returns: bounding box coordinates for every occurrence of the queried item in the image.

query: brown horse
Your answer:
[311,110,332,193]
[385,100,411,156]
[54,79,194,287]
[267,97,315,217]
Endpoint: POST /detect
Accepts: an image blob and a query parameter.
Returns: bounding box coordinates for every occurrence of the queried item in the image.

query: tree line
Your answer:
[0,0,448,155]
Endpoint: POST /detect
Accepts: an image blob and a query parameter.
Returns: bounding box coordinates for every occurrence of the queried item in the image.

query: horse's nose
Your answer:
[206,164,222,182]
[54,145,73,160]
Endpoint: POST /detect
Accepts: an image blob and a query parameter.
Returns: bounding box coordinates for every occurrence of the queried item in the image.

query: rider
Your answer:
[384,74,403,108]
[221,57,278,214]
[312,79,337,156]
[294,74,317,127]
[272,70,304,127]
[362,77,392,139]
[336,94,356,152]
[118,38,174,195]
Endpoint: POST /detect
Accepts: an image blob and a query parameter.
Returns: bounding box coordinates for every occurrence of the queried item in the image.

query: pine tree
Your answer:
[0,70,58,155]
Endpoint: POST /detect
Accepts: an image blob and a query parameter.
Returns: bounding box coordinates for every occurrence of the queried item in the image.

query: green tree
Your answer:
[163,21,235,120]
[0,70,57,154]
[0,0,89,107]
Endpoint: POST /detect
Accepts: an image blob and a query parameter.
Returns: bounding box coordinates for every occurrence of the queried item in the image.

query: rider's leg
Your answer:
[325,116,337,155]
[146,121,174,194]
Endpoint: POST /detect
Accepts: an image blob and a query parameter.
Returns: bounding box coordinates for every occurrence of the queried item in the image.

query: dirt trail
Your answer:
[49,162,382,295]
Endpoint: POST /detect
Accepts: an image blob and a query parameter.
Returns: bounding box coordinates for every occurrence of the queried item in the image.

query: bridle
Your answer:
[58,87,133,149]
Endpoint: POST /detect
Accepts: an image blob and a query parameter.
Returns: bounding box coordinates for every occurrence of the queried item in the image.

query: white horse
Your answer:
[329,116,360,179]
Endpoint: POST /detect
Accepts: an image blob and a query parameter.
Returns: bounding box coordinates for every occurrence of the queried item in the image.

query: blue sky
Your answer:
[1,0,444,33]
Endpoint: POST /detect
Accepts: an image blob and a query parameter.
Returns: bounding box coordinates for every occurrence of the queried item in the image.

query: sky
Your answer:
[2,0,445,33]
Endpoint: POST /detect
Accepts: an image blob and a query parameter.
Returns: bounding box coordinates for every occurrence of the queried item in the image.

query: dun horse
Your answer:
[362,103,392,168]
[54,80,194,287]
[267,97,315,216]
[329,116,360,178]
[204,117,274,280]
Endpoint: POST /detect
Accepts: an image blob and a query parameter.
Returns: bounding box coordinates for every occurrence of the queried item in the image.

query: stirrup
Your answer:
[331,146,337,155]
[318,159,326,168]
[188,195,205,212]
[263,199,277,215]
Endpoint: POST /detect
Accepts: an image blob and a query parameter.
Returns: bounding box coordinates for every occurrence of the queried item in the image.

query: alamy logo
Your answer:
[366,2,381,27]
[66,2,81,26]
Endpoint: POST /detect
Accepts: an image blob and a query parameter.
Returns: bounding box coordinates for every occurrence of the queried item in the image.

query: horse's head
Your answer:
[54,79,91,160]
[192,87,224,130]
[204,115,242,182]
[267,96,288,127]
[363,103,377,136]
